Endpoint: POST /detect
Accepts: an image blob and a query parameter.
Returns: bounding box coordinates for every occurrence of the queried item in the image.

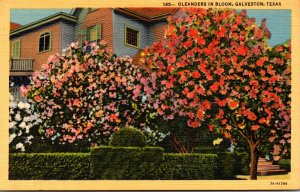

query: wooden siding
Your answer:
[74,8,89,44]
[61,21,75,49]
[113,10,153,57]
[80,8,114,52]
[149,20,168,43]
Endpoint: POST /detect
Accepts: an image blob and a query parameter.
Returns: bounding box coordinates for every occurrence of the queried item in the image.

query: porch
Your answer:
[10,58,34,76]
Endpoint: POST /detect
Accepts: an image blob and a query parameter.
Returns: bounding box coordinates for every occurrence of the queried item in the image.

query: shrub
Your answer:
[233,152,250,175]
[9,95,41,152]
[108,127,147,147]
[26,140,90,153]
[277,159,291,172]
[24,41,154,147]
[9,153,91,180]
[90,146,163,179]
[215,152,237,179]
[10,150,238,180]
[194,146,220,153]
[154,153,218,180]
[194,146,250,177]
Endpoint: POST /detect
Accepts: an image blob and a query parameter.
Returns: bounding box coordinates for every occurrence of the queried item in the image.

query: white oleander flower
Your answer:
[9,102,17,109]
[142,95,147,103]
[26,123,33,130]
[18,102,25,109]
[24,103,31,110]
[9,121,16,129]
[25,135,34,143]
[16,143,24,150]
[15,113,22,122]
[9,133,16,143]
[19,122,26,129]
[23,116,31,122]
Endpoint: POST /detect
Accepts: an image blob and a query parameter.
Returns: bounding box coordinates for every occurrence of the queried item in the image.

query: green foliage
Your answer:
[108,127,147,147]
[26,141,90,153]
[215,152,236,179]
[10,148,246,180]
[90,147,221,180]
[193,149,250,176]
[233,152,250,175]
[90,146,163,179]
[26,136,90,153]
[277,159,291,172]
[154,153,218,180]
[9,153,91,180]
[194,146,222,153]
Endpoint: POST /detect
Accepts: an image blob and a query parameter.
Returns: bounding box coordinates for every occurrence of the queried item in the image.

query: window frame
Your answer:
[38,31,52,53]
[124,25,140,49]
[11,39,21,59]
[86,24,101,43]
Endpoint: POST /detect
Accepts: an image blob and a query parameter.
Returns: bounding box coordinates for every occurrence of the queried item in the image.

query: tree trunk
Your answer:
[249,145,259,180]
[170,133,194,153]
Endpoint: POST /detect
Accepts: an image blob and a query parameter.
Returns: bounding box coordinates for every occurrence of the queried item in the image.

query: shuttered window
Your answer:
[87,24,101,43]
[12,39,21,58]
[39,32,51,52]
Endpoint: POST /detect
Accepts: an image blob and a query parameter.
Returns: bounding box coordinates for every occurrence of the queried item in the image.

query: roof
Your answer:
[114,8,179,21]
[10,22,22,31]
[71,8,179,22]
[10,12,77,37]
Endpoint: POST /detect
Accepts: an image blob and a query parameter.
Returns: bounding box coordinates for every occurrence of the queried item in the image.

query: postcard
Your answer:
[0,0,299,190]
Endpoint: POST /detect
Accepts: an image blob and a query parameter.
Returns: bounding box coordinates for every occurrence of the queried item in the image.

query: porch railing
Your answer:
[10,59,34,71]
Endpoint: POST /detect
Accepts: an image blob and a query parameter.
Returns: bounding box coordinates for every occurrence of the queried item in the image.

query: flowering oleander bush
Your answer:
[23,41,153,147]
[139,8,291,179]
[9,94,41,152]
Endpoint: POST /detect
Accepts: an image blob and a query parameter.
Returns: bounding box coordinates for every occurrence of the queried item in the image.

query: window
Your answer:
[12,39,21,58]
[125,26,139,48]
[87,24,101,43]
[39,32,51,52]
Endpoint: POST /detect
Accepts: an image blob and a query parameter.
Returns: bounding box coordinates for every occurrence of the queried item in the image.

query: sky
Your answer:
[10,9,291,47]
[10,9,71,24]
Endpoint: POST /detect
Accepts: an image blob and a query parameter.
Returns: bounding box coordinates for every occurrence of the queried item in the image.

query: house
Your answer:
[9,8,181,101]
[9,13,77,101]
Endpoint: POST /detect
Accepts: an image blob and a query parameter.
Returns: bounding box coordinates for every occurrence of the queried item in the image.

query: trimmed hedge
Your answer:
[90,146,164,179]
[10,148,248,180]
[9,153,91,180]
[26,141,90,153]
[234,152,250,175]
[108,127,147,147]
[154,153,218,180]
[90,147,219,180]
[216,152,250,178]
[194,147,250,177]
[215,152,236,179]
